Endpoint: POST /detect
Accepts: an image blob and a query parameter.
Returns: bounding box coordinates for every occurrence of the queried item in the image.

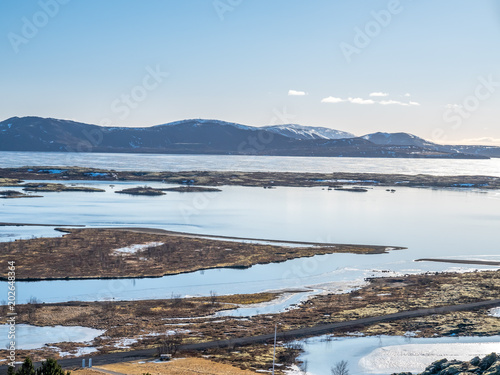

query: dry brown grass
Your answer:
[71,370,104,375]
[95,358,259,374]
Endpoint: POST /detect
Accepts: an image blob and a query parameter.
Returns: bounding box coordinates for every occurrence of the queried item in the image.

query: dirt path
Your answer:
[2,298,499,374]
[107,227,399,249]
[416,258,500,267]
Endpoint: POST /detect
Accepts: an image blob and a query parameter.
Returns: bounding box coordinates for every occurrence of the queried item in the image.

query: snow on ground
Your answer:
[113,242,164,254]
[489,307,500,317]
[113,338,139,349]
[359,342,500,374]
[48,346,99,357]
[112,330,190,349]
[284,364,311,374]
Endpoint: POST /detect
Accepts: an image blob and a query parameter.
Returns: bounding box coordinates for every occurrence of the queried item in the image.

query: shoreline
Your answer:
[1,167,500,189]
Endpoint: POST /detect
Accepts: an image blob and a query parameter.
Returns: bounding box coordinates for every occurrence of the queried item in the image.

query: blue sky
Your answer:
[1,0,500,144]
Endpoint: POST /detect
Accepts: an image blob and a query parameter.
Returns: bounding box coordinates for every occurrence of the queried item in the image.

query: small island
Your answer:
[115,186,166,195]
[334,187,368,192]
[0,177,23,186]
[22,182,105,192]
[0,190,42,199]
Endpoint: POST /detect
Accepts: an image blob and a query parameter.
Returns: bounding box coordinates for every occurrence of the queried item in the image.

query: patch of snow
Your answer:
[284,364,311,374]
[489,307,500,317]
[345,332,365,337]
[50,346,99,357]
[263,124,355,140]
[114,338,138,349]
[113,242,164,255]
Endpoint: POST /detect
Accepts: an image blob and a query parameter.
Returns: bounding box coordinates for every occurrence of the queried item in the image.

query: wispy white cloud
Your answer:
[404,93,411,97]
[321,96,346,103]
[321,96,374,104]
[288,89,307,96]
[379,99,420,106]
[369,92,388,97]
[321,96,419,106]
[348,97,375,105]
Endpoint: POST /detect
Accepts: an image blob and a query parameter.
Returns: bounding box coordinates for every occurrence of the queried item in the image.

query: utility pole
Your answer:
[272,323,277,375]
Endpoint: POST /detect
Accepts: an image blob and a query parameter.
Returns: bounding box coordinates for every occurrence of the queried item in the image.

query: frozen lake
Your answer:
[294,334,500,375]
[1,182,499,304]
[0,324,104,350]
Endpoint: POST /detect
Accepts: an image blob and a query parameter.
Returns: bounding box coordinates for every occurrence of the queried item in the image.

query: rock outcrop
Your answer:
[393,353,500,375]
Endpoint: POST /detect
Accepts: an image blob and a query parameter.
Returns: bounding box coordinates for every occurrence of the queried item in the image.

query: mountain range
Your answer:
[0,116,498,159]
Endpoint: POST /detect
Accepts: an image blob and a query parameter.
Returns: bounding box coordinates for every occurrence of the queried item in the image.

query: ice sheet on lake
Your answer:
[295,334,500,375]
[215,291,315,317]
[0,324,104,350]
[359,342,500,374]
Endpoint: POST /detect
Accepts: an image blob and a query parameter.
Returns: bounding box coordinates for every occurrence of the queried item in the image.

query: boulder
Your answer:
[480,354,499,371]
[483,361,500,375]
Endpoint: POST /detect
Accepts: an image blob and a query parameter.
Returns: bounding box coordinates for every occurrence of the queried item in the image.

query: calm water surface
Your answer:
[1,183,499,304]
[1,151,500,175]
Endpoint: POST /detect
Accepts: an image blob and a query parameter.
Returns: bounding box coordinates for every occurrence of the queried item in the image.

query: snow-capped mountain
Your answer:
[263,124,355,140]
[0,116,493,159]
